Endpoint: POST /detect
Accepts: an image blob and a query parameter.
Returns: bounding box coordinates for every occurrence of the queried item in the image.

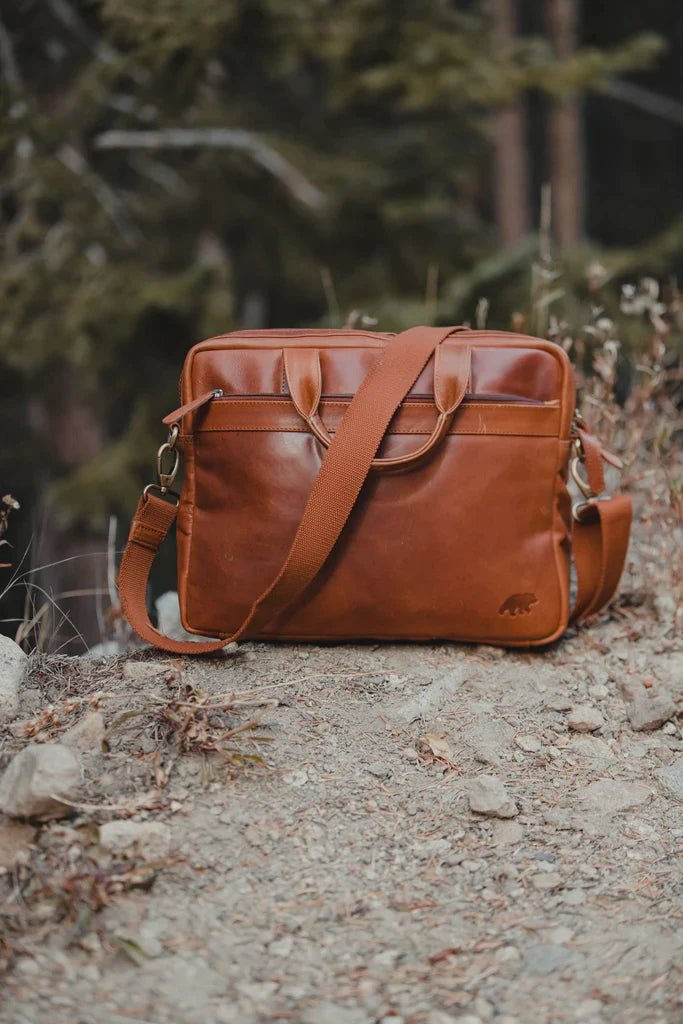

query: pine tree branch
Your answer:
[94,128,326,210]
[0,15,22,90]
[57,144,142,243]
[606,79,683,127]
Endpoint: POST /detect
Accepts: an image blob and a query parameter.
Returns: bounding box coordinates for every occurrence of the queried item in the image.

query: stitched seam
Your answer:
[191,425,559,437]
[314,349,322,414]
[206,399,555,410]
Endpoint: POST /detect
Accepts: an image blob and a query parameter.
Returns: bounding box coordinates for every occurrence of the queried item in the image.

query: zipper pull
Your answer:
[162,389,223,426]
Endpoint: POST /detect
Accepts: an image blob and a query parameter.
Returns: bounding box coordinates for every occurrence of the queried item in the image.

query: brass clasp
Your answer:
[570,435,604,522]
[144,424,180,504]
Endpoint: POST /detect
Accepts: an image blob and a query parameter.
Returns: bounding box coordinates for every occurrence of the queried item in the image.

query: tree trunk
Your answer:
[545,0,585,249]
[492,0,531,245]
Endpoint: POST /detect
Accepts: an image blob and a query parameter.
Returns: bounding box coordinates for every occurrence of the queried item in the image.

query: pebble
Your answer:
[514,734,542,753]
[490,820,524,846]
[523,943,578,975]
[99,820,171,860]
[365,762,392,779]
[567,706,605,733]
[62,711,106,754]
[657,758,683,802]
[465,776,518,819]
[401,747,420,762]
[546,696,573,712]
[588,684,609,700]
[0,635,26,722]
[627,696,676,731]
[0,743,81,820]
[283,768,309,788]
[530,871,563,890]
[562,888,587,906]
[618,679,642,702]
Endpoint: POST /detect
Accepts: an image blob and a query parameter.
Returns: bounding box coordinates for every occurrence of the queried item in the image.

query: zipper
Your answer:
[163,388,550,425]
[212,391,548,406]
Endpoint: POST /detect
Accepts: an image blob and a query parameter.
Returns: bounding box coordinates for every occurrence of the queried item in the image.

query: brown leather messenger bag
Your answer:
[118,325,632,653]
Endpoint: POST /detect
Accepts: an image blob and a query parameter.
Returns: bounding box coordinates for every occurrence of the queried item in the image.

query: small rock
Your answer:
[490,820,524,846]
[0,823,36,868]
[579,779,652,813]
[0,635,26,722]
[662,722,678,736]
[523,943,577,976]
[514,734,542,753]
[115,925,164,959]
[401,747,420,762]
[618,679,642,702]
[588,684,609,701]
[562,888,587,906]
[627,696,676,732]
[282,768,309,788]
[465,776,518,819]
[567,706,605,733]
[366,762,392,779]
[99,820,171,860]
[657,759,683,802]
[530,871,563,890]
[62,711,106,754]
[654,592,676,624]
[546,696,573,712]
[0,744,81,820]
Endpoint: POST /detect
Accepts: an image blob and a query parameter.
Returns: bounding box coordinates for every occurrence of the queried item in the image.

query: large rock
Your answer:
[0,635,27,722]
[465,775,518,819]
[0,744,81,820]
[627,696,676,732]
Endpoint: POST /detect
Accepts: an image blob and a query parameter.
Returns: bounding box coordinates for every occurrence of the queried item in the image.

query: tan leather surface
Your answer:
[173,328,575,644]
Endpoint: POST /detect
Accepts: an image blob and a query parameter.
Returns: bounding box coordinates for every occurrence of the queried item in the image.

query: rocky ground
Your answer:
[1,489,682,1024]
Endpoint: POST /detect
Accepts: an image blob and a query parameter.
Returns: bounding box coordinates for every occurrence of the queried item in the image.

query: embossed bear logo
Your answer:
[498,593,539,617]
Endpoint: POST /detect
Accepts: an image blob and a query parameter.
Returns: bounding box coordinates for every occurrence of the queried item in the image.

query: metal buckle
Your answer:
[144,424,181,504]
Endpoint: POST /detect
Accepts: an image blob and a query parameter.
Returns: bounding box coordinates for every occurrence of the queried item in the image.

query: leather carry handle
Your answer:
[118,326,632,654]
[283,343,472,469]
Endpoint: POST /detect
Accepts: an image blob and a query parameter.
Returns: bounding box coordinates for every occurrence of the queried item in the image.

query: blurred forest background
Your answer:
[1,0,682,650]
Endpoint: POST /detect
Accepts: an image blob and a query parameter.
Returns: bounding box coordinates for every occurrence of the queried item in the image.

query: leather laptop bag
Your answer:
[118,325,632,653]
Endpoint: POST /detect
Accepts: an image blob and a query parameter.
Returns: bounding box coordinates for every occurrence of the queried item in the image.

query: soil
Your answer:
[1,518,682,1024]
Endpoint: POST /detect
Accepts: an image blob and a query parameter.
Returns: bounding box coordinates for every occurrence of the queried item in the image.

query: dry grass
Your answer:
[0,825,178,973]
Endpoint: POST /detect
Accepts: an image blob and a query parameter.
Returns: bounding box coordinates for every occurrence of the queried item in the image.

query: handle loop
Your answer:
[284,342,472,469]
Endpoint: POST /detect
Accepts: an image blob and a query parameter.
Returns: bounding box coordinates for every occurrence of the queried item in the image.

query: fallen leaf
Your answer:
[417,733,458,769]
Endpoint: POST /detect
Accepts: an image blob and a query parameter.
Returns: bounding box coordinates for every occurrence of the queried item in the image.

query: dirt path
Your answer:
[1,606,681,1024]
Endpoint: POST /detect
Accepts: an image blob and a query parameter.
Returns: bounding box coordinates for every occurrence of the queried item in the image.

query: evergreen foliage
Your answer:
[0,0,676,533]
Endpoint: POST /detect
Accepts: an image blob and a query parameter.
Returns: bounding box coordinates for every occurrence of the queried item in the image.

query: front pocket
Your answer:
[178,403,571,645]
